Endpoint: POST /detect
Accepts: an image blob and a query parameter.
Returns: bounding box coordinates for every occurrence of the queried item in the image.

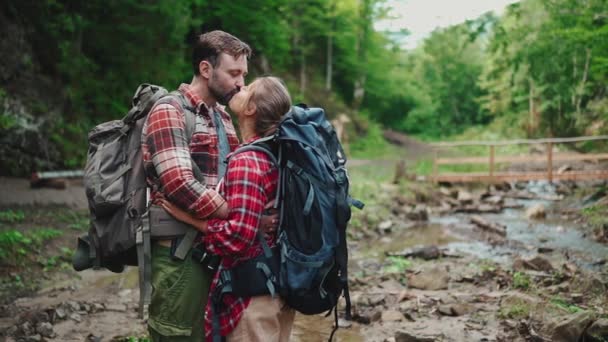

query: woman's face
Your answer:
[228,82,256,116]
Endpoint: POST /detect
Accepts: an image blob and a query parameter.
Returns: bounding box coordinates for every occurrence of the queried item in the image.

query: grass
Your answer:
[550,296,583,314]
[0,209,25,223]
[0,228,63,265]
[512,272,531,290]
[582,202,608,227]
[383,256,412,274]
[498,303,530,320]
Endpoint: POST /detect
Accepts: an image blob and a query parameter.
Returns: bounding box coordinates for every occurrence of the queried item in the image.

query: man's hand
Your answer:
[260,201,279,236]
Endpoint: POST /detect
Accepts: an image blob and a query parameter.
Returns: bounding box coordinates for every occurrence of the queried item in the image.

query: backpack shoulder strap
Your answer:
[154,91,204,181]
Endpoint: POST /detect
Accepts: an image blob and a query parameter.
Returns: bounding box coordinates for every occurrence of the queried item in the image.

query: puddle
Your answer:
[358,224,463,261]
[291,313,364,342]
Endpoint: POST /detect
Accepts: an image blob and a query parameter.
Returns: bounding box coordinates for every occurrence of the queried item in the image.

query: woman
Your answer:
[160,76,295,342]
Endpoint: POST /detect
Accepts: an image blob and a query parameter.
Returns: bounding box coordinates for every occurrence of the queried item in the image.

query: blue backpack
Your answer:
[211,104,363,340]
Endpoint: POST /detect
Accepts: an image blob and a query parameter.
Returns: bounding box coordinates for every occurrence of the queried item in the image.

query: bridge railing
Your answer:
[430,135,608,183]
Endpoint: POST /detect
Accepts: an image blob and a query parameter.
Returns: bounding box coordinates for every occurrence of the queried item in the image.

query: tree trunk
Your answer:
[575,48,591,117]
[326,33,333,91]
[352,0,370,109]
[300,52,307,95]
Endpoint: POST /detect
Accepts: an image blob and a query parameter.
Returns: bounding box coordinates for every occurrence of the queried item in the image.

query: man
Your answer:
[141,30,250,341]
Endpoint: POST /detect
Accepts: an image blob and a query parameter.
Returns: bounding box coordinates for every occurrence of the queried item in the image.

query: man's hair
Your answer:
[192,30,252,75]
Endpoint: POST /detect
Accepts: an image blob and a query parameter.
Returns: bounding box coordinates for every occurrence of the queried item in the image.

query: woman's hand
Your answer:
[158,199,208,234]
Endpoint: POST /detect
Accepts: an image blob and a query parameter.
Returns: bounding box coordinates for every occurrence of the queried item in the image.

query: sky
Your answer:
[376,0,521,49]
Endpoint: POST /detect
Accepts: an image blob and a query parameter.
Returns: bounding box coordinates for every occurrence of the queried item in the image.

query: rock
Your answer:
[457,190,474,204]
[54,307,67,319]
[385,338,396,342]
[336,318,352,328]
[513,256,554,272]
[35,322,54,338]
[69,313,82,322]
[484,195,504,205]
[526,256,554,272]
[105,304,128,312]
[92,303,105,312]
[406,205,428,221]
[388,246,441,260]
[437,305,454,316]
[367,294,386,306]
[66,301,80,312]
[582,275,607,295]
[525,204,546,219]
[25,334,42,342]
[378,220,393,234]
[408,267,449,290]
[379,279,404,292]
[547,311,594,342]
[21,321,33,335]
[557,165,572,174]
[437,303,473,316]
[382,310,405,322]
[395,331,436,342]
[586,319,608,341]
[370,310,382,322]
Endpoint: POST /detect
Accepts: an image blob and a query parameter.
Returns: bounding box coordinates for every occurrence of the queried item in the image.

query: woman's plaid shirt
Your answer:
[203,139,279,339]
[141,83,239,218]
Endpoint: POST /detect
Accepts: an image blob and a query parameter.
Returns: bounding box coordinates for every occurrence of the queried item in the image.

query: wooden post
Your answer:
[433,148,438,184]
[489,145,495,182]
[547,142,553,183]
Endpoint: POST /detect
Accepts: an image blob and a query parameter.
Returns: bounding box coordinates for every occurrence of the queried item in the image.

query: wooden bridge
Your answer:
[431,135,608,183]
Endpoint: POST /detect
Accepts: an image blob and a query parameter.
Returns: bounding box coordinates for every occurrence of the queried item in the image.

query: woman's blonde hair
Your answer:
[247,77,292,136]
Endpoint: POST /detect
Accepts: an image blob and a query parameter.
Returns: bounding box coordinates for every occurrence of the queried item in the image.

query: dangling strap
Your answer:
[328,305,339,342]
[136,210,152,319]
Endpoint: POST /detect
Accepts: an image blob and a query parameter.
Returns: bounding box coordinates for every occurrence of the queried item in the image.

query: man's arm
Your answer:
[145,103,225,219]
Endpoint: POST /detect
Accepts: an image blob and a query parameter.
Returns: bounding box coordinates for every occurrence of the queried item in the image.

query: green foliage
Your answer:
[350,117,398,159]
[498,303,530,319]
[384,256,412,274]
[582,203,608,227]
[0,209,25,223]
[551,297,583,314]
[3,0,607,172]
[0,228,63,265]
[512,271,531,290]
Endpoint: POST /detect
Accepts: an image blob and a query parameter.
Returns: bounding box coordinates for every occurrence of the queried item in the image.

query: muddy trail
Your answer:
[1,170,607,341]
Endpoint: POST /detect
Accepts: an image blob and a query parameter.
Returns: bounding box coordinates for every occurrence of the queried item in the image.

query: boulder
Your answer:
[586,319,608,341]
[408,267,449,290]
[457,190,474,204]
[547,311,594,342]
[382,310,405,322]
[525,204,546,219]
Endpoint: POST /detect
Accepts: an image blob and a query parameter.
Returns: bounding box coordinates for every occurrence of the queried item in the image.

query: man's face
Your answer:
[208,53,248,106]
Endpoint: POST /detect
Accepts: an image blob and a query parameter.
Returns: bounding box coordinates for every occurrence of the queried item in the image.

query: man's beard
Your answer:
[209,79,239,106]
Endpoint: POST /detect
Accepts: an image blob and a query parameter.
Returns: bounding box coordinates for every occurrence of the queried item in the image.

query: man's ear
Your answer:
[199,60,212,79]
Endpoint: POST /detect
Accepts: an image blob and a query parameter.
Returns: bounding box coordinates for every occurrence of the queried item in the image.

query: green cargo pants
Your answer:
[148,243,213,341]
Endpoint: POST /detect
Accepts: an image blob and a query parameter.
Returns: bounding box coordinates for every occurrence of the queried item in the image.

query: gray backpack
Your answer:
[73,83,202,317]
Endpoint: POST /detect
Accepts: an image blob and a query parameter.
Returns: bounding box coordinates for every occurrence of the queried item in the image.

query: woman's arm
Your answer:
[159,199,209,233]
[203,153,270,257]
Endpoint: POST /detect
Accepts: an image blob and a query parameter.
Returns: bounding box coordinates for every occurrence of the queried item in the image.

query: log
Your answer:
[470,215,507,236]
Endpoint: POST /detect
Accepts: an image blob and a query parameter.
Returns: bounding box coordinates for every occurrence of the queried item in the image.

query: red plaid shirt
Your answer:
[141,83,239,218]
[203,137,279,339]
